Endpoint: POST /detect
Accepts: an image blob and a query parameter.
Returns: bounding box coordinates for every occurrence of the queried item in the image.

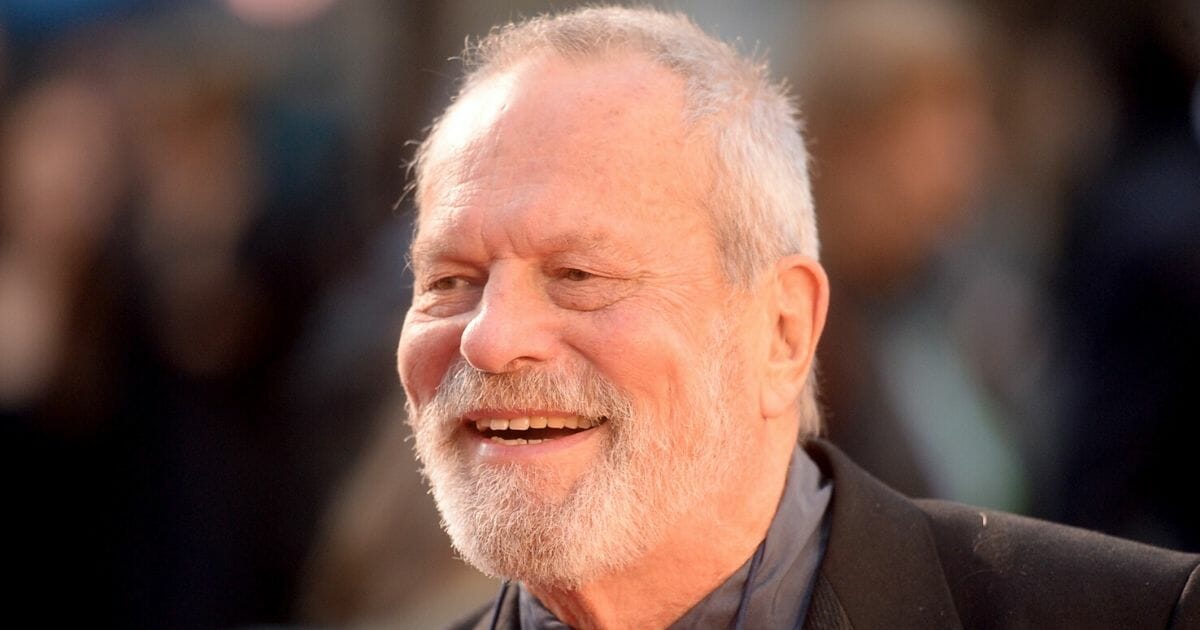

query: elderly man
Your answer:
[397,6,1199,629]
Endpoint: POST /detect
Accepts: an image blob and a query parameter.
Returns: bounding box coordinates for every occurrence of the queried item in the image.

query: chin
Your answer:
[430,452,651,591]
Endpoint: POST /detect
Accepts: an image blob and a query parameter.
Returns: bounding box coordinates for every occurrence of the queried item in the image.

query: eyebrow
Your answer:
[408,241,450,270]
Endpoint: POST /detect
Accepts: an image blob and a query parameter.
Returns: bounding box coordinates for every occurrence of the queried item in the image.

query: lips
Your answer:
[469,414,609,445]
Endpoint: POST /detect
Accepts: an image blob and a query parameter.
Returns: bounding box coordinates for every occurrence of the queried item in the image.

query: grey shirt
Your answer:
[517,446,832,629]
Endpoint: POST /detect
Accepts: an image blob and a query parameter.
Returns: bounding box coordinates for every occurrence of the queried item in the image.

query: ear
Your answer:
[759,255,829,419]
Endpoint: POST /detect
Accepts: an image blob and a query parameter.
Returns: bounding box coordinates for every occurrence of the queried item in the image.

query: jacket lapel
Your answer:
[804,439,963,629]
[802,573,854,630]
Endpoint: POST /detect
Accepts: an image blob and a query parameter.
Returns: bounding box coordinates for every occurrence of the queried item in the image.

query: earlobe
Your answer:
[760,255,829,419]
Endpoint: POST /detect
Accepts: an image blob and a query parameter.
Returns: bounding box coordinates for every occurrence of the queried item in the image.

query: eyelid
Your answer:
[559,267,594,281]
[413,272,482,318]
[423,274,474,292]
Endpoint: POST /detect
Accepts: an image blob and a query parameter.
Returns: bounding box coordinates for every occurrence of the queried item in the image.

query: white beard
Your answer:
[407,320,745,590]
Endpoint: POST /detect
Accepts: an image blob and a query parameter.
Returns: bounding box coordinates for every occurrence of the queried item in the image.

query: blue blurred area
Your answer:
[0,0,164,41]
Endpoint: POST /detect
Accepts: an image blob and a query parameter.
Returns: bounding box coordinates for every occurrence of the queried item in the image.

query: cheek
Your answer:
[397,316,465,407]
[568,307,696,413]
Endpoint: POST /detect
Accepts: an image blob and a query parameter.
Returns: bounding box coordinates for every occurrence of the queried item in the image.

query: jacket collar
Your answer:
[803,439,963,630]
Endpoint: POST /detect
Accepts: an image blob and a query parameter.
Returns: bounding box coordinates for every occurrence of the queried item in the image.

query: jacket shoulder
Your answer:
[917,499,1200,629]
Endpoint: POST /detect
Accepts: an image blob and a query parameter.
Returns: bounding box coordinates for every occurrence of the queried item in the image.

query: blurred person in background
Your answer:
[0,51,136,622]
[795,0,1028,510]
[0,68,126,426]
[3,1,398,625]
[1047,0,1200,552]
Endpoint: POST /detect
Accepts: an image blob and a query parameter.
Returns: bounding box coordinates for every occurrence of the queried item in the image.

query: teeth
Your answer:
[527,439,543,445]
[489,436,528,445]
[473,415,602,434]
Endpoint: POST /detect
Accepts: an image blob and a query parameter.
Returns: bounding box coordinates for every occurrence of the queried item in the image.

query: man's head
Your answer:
[398,6,828,590]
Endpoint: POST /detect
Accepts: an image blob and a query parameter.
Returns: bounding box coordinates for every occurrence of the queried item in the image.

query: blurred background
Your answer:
[1,0,1196,627]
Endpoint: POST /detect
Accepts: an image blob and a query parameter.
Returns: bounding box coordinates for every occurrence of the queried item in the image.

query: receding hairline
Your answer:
[423,48,700,163]
[455,7,761,96]
[414,8,771,204]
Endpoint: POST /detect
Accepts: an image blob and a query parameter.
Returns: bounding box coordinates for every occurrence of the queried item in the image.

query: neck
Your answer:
[527,430,796,630]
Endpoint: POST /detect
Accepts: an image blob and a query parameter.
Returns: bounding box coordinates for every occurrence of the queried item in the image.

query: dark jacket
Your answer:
[457,440,1200,629]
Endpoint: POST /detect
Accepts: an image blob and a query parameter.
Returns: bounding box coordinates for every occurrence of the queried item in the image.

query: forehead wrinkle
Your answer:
[411,218,629,272]
[532,230,614,256]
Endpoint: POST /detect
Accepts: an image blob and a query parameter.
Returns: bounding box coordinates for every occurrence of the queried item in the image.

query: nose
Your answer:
[459,267,558,373]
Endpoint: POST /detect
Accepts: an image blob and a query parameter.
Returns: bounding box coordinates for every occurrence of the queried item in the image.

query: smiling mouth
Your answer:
[471,415,610,445]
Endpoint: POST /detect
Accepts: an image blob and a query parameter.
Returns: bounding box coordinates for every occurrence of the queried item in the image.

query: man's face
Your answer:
[397,55,763,587]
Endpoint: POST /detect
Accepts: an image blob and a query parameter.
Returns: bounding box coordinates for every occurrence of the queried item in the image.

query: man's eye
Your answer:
[561,268,593,282]
[428,276,467,291]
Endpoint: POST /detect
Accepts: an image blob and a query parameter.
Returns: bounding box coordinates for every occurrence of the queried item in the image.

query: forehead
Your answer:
[414,54,713,252]
[423,52,694,177]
